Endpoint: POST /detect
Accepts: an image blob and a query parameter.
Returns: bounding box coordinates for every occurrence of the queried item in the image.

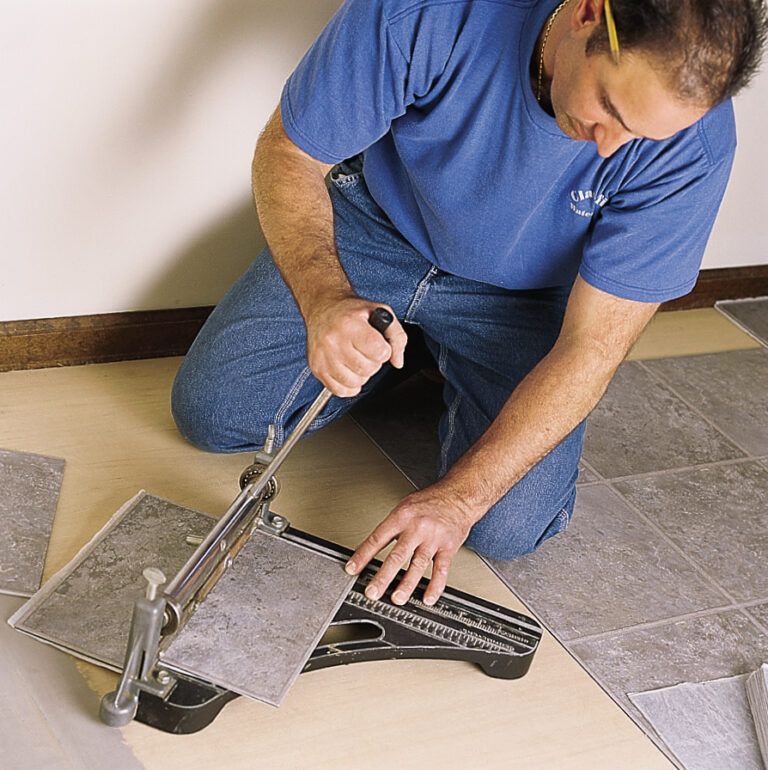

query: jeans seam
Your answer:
[273,366,312,447]
[438,344,461,477]
[404,266,439,324]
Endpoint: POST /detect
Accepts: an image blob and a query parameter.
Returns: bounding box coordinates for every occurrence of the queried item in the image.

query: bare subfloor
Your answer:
[2,307,752,769]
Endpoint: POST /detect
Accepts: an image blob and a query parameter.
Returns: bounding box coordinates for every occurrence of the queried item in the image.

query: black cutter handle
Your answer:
[368,307,394,335]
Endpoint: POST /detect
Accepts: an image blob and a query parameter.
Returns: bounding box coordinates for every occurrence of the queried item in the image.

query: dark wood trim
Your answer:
[662,264,768,311]
[1,264,766,372]
[0,307,213,372]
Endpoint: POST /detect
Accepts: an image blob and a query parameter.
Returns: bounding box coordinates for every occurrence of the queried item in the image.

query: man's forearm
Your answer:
[440,340,617,520]
[252,113,350,321]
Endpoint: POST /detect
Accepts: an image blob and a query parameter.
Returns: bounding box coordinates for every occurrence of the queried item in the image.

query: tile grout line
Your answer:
[593,453,768,485]
[568,596,768,646]
[742,606,768,637]
[580,456,605,482]
[715,303,768,349]
[634,358,757,459]
[348,416,420,490]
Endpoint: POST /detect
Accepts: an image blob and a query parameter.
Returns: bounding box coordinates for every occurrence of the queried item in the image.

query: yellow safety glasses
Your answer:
[604,0,621,64]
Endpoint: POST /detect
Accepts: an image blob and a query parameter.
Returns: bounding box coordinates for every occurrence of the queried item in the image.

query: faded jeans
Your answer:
[171,156,585,560]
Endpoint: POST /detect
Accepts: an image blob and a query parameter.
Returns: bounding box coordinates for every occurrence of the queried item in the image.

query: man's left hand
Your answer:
[345,485,480,606]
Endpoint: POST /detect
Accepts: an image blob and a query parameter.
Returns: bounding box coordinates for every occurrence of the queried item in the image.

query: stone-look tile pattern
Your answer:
[747,602,768,634]
[0,448,65,597]
[12,492,215,668]
[0,596,143,770]
[718,298,768,348]
[644,349,768,456]
[582,362,744,479]
[163,531,355,706]
[489,485,726,641]
[568,609,768,715]
[615,461,768,603]
[629,675,764,770]
[352,372,442,489]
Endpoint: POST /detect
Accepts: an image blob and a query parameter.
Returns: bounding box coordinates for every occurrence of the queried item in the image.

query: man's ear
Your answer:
[569,0,605,33]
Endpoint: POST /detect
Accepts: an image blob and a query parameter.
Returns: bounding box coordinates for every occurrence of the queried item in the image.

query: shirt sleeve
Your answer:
[579,124,736,304]
[280,0,414,164]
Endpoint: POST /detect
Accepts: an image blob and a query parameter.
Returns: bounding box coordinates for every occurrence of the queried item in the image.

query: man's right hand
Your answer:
[305,294,408,397]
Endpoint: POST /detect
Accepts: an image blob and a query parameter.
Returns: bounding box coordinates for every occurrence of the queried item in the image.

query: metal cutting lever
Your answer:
[258,306,395,483]
[161,307,395,630]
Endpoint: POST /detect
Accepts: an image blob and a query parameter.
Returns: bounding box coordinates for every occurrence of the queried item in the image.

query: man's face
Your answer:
[549,8,708,157]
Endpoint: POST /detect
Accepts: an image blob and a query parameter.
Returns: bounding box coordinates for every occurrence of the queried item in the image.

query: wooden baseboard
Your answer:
[662,264,768,311]
[1,265,766,372]
[0,307,213,373]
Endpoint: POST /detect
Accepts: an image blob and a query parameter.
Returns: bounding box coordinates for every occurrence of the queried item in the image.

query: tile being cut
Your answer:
[10,491,215,669]
[629,675,764,770]
[717,297,768,348]
[0,448,65,597]
[162,530,355,706]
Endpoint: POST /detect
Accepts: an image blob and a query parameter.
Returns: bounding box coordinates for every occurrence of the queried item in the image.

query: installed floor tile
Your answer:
[747,602,768,634]
[352,372,442,489]
[0,448,65,597]
[629,675,763,770]
[583,362,745,479]
[615,460,768,603]
[488,485,726,641]
[717,298,768,347]
[644,349,768,456]
[568,609,768,714]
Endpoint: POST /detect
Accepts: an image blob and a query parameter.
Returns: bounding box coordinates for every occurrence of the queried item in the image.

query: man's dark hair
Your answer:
[586,0,768,106]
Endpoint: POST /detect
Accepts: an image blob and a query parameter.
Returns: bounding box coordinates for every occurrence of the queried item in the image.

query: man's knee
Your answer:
[171,362,251,453]
[464,489,575,561]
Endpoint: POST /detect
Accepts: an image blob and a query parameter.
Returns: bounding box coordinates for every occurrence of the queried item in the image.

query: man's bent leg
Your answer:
[170,246,378,453]
[416,276,585,560]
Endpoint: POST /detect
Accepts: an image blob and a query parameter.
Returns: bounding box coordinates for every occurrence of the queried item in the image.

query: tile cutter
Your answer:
[99,309,542,731]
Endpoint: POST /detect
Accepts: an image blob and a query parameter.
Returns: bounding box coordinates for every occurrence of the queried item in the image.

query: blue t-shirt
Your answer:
[280,0,736,302]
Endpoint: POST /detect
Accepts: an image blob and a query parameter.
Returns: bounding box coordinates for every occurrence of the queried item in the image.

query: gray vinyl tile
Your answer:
[747,602,768,633]
[614,461,768,602]
[163,530,355,706]
[0,596,142,770]
[487,485,726,641]
[629,675,764,770]
[0,448,65,597]
[352,372,442,489]
[643,349,768,456]
[12,491,215,669]
[582,362,745,479]
[568,608,768,715]
[717,298,768,347]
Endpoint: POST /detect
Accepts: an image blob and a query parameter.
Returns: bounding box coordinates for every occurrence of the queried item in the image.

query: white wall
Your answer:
[1,1,766,322]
